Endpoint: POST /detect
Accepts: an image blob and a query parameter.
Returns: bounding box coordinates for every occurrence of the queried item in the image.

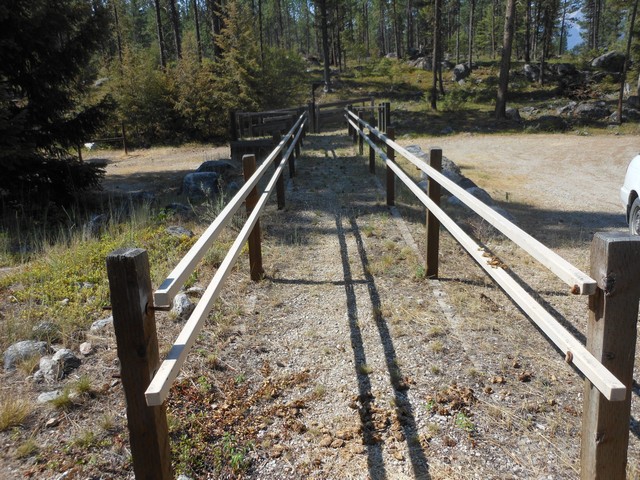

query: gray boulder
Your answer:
[524,64,540,82]
[591,51,626,72]
[555,63,578,76]
[182,172,220,199]
[573,102,610,120]
[196,160,234,176]
[505,108,521,122]
[4,340,49,370]
[32,322,62,342]
[166,226,194,238]
[90,316,113,332]
[53,349,81,375]
[452,64,471,82]
[82,214,108,240]
[408,56,431,70]
[171,293,195,321]
[37,390,64,404]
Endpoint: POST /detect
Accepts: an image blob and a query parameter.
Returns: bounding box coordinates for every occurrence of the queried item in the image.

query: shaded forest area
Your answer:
[0,0,638,211]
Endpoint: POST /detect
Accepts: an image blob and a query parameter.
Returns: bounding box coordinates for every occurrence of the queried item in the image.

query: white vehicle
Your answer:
[621,154,640,235]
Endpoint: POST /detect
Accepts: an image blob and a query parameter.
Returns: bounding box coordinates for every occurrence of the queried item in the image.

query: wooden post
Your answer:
[229,110,238,141]
[426,148,442,278]
[358,111,364,155]
[384,102,391,133]
[386,126,395,206]
[307,102,315,134]
[273,133,285,210]
[288,135,296,178]
[242,155,264,281]
[315,104,320,133]
[106,248,172,480]
[580,232,640,479]
[295,137,301,160]
[368,130,376,174]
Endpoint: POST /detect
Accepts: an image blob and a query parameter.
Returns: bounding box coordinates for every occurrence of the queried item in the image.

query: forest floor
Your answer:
[2,129,640,479]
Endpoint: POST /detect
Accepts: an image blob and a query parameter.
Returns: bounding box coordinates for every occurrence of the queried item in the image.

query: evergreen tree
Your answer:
[0,0,112,207]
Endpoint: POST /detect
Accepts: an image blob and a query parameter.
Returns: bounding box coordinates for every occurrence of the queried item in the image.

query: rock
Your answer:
[79,342,92,356]
[182,172,220,199]
[164,203,192,218]
[32,322,62,342]
[556,101,577,115]
[505,108,521,122]
[408,56,431,70]
[591,51,626,72]
[171,293,195,320]
[53,349,81,375]
[166,226,194,238]
[555,63,578,76]
[186,286,205,297]
[385,52,398,59]
[440,126,455,135]
[452,63,471,82]
[82,214,108,240]
[37,390,64,404]
[90,316,113,332]
[523,64,539,82]
[628,96,640,108]
[532,115,567,131]
[39,356,62,382]
[573,102,610,120]
[4,340,49,371]
[45,417,60,428]
[196,160,234,176]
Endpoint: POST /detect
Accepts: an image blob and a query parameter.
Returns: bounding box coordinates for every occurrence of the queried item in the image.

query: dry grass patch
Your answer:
[0,396,33,431]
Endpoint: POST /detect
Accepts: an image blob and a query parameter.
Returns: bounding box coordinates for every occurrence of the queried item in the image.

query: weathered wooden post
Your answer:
[288,134,296,178]
[307,102,315,134]
[368,130,376,174]
[426,148,442,278]
[580,232,640,479]
[386,126,395,206]
[357,111,364,156]
[384,102,391,133]
[347,105,353,136]
[272,133,285,210]
[229,110,238,141]
[242,155,264,281]
[106,248,172,480]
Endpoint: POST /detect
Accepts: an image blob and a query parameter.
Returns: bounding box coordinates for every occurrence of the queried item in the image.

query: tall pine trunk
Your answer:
[153,0,167,68]
[468,0,475,69]
[431,0,442,109]
[168,0,181,59]
[496,0,516,118]
[618,0,639,123]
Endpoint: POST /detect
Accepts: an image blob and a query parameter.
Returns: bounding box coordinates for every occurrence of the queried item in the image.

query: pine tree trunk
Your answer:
[168,0,181,59]
[468,0,475,70]
[496,0,516,118]
[618,0,639,124]
[431,0,442,109]
[153,0,167,68]
[192,0,202,63]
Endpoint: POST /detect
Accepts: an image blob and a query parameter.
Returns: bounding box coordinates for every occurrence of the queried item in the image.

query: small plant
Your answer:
[15,438,39,459]
[0,397,33,431]
[454,411,476,433]
[49,389,74,410]
[99,414,116,432]
[358,363,374,375]
[74,375,93,395]
[430,340,444,353]
[16,355,41,377]
[415,265,426,280]
[234,373,246,385]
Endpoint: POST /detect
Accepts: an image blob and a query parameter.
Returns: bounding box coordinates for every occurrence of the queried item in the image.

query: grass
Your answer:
[0,396,33,431]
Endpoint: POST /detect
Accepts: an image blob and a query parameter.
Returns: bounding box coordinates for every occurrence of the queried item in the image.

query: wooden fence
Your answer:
[345,108,640,480]
[106,111,307,479]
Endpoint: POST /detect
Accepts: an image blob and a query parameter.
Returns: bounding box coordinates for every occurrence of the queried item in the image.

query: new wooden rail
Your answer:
[345,108,640,480]
[106,111,307,479]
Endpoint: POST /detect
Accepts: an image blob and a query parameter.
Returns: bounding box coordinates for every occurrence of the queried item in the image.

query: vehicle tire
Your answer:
[630,198,640,236]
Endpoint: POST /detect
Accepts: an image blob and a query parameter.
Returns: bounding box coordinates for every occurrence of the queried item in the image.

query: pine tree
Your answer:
[0,0,112,207]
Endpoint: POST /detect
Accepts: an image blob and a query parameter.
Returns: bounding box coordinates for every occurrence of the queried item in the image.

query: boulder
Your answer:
[4,340,49,370]
[171,293,195,321]
[82,214,108,240]
[505,108,521,122]
[37,390,64,404]
[555,63,578,76]
[408,57,431,70]
[523,64,540,82]
[556,102,577,115]
[166,226,194,238]
[90,316,114,332]
[164,202,192,219]
[452,64,471,82]
[53,349,81,375]
[32,322,62,342]
[573,102,610,120]
[182,172,220,199]
[591,51,626,72]
[196,160,234,176]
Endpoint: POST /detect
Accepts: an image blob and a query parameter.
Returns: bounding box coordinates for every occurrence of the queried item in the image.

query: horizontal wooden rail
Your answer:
[348,116,626,401]
[318,97,373,109]
[147,121,305,406]
[345,110,596,295]
[146,137,298,406]
[154,113,307,307]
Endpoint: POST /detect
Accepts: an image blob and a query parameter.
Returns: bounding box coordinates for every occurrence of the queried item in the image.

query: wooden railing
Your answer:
[105,111,308,479]
[345,108,640,480]
[311,96,374,132]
